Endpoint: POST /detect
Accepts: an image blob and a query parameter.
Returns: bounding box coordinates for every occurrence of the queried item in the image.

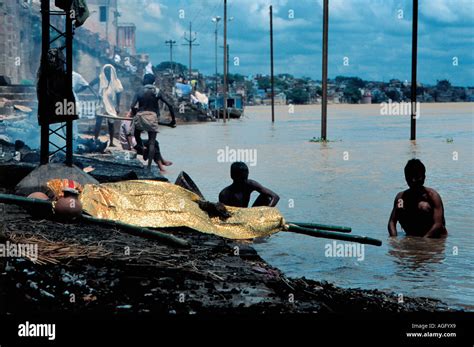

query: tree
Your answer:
[343,85,362,103]
[228,73,245,85]
[436,79,451,91]
[257,76,271,91]
[155,62,187,74]
[385,89,401,102]
[287,88,309,104]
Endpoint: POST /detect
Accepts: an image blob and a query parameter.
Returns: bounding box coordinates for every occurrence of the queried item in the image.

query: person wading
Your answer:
[388,159,448,238]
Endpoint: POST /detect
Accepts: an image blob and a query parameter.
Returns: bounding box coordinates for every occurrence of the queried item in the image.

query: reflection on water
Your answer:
[388,237,446,275]
[159,103,474,309]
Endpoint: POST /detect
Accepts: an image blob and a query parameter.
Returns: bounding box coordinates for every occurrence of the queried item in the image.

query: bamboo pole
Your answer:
[81,215,190,248]
[287,224,382,246]
[289,222,351,233]
[0,194,189,248]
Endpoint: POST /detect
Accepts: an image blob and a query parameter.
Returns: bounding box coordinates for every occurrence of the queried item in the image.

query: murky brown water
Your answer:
[157,103,474,310]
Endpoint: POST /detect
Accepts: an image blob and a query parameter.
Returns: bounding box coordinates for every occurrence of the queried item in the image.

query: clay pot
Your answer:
[54,196,82,219]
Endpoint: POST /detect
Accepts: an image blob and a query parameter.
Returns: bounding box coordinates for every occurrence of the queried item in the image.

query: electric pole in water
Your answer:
[223,0,228,122]
[183,22,199,80]
[410,0,418,141]
[270,5,275,123]
[165,40,177,73]
[321,0,329,140]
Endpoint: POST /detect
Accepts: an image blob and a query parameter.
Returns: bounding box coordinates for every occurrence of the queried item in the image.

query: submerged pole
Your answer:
[270,5,275,123]
[321,0,329,140]
[410,0,418,141]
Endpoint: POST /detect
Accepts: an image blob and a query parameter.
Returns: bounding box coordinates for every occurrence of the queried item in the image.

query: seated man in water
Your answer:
[219,162,280,208]
[388,159,448,238]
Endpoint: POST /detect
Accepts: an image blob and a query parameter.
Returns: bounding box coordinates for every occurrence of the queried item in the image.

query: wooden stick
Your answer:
[0,194,189,248]
[96,114,176,128]
[0,193,52,208]
[288,221,351,233]
[80,215,190,248]
[287,224,382,246]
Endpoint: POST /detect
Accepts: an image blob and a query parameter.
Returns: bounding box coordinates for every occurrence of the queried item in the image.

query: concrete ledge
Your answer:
[15,163,99,196]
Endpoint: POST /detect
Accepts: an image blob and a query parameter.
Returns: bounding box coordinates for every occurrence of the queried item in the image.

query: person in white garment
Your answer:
[94,64,123,147]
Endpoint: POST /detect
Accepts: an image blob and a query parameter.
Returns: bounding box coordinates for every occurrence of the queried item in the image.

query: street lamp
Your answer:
[212,16,221,94]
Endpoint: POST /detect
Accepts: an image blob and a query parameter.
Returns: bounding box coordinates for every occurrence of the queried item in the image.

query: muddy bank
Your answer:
[0,203,450,317]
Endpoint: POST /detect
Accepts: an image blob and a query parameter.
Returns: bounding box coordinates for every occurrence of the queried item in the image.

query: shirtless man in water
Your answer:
[388,159,448,238]
[219,162,280,208]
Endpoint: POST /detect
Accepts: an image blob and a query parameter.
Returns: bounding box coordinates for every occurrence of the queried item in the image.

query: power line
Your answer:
[182,22,200,78]
[165,39,177,72]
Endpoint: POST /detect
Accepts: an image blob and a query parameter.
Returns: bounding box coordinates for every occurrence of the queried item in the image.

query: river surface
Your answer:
[156,103,474,310]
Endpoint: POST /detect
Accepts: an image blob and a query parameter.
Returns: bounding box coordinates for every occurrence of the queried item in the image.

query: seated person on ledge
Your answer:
[388,159,448,238]
[219,162,280,208]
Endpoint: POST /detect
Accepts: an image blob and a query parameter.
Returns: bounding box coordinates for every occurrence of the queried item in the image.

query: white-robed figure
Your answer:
[94,64,123,147]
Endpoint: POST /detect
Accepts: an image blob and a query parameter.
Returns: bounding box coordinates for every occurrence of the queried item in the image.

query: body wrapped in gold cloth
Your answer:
[79,180,286,240]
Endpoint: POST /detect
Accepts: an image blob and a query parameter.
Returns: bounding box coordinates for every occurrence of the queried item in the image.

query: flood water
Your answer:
[157,103,474,310]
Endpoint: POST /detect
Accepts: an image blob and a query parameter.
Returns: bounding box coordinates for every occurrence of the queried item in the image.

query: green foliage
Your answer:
[343,85,362,103]
[336,76,365,88]
[436,79,452,91]
[155,61,187,74]
[287,88,309,104]
[257,76,271,91]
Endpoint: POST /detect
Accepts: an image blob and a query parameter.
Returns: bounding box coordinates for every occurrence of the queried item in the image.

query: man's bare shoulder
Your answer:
[424,187,443,201]
[394,190,407,200]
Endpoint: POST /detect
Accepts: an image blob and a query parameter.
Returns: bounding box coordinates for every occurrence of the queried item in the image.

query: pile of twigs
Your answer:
[7,232,113,265]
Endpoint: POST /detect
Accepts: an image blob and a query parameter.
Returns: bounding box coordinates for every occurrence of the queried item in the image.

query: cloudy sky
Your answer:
[118,0,474,86]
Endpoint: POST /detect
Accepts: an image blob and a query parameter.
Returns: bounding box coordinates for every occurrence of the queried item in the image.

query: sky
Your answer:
[118,0,474,86]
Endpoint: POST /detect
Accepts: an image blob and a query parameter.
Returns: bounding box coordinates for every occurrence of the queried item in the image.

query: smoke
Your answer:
[0,111,78,152]
[0,112,40,150]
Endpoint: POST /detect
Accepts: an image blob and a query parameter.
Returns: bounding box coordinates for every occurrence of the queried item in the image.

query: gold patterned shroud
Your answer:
[79,180,286,240]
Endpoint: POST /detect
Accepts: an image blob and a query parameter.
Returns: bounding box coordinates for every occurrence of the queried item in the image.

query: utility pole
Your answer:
[212,16,221,93]
[227,44,230,76]
[165,39,177,73]
[410,0,418,141]
[321,0,329,140]
[183,22,199,79]
[223,0,228,122]
[270,5,275,123]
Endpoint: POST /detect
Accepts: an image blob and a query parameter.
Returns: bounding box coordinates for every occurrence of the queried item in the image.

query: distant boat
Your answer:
[209,94,244,119]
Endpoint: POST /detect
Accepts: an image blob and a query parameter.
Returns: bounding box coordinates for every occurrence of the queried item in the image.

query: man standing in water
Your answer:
[219,162,280,208]
[388,159,448,238]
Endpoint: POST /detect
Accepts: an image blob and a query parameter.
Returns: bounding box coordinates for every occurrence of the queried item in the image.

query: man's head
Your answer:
[230,162,249,183]
[143,73,156,85]
[404,159,426,190]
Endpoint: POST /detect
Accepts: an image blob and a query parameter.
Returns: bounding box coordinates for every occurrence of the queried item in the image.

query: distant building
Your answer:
[81,0,119,51]
[117,23,136,55]
[361,90,372,104]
